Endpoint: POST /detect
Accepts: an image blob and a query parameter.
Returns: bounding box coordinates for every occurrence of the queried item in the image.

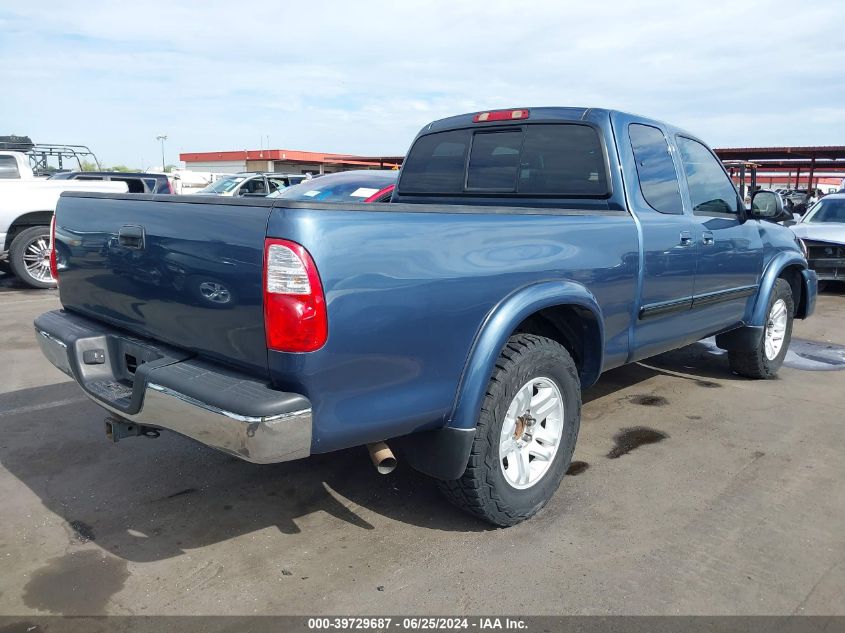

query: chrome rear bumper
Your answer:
[35,310,312,464]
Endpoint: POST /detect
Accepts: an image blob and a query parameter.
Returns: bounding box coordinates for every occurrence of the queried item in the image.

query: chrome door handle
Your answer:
[679,231,693,246]
[702,232,715,246]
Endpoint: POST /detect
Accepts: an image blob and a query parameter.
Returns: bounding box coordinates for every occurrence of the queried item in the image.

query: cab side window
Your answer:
[629,124,683,214]
[676,136,741,216]
[112,177,145,193]
[267,178,286,193]
[242,177,267,195]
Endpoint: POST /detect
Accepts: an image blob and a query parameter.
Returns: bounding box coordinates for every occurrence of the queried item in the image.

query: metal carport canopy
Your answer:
[714,146,845,191]
[715,146,845,161]
[714,146,845,173]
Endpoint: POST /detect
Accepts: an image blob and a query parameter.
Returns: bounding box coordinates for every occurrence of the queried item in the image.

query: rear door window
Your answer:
[0,155,20,179]
[628,124,683,214]
[400,124,608,197]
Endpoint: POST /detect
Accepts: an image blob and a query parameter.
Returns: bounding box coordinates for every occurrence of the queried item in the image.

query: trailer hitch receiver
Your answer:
[105,416,160,442]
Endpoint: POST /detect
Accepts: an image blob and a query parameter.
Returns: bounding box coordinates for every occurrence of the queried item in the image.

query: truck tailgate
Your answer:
[55,193,271,375]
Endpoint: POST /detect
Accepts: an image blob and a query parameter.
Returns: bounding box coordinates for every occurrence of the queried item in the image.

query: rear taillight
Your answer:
[472,109,530,123]
[363,184,395,203]
[49,216,58,281]
[263,238,327,352]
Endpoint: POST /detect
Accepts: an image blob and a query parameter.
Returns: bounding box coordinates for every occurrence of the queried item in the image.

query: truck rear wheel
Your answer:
[438,334,581,526]
[728,278,794,379]
[8,225,56,289]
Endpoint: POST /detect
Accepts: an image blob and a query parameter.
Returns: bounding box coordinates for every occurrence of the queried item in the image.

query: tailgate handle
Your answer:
[118,225,145,249]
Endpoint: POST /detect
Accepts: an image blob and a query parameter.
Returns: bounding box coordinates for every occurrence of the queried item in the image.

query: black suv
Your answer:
[50,171,173,194]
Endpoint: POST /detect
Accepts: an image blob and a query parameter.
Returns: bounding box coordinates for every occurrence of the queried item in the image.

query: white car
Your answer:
[0,151,127,288]
[789,193,845,290]
[194,172,307,197]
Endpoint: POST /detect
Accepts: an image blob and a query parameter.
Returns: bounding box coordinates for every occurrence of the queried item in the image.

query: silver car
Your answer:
[790,193,845,289]
[195,173,306,197]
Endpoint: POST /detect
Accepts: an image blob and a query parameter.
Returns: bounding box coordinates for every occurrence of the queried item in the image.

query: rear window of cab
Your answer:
[399,124,609,197]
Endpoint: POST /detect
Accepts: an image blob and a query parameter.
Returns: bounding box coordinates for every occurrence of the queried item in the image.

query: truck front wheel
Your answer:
[438,334,581,526]
[728,278,794,379]
[8,226,56,289]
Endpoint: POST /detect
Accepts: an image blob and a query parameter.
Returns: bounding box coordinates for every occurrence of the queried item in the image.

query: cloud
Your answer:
[1,0,843,167]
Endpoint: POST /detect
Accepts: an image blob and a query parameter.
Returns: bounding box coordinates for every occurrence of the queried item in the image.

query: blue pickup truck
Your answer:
[36,107,816,526]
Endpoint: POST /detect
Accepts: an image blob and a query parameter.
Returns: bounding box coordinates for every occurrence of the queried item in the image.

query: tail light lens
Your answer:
[49,215,58,281]
[263,239,327,352]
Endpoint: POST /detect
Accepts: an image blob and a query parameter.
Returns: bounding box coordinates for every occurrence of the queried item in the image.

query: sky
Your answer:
[1,0,843,169]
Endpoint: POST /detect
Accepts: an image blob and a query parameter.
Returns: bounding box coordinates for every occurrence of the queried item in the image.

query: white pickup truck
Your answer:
[0,151,127,288]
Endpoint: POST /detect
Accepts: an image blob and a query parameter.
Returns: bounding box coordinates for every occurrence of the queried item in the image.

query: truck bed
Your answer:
[53,190,640,451]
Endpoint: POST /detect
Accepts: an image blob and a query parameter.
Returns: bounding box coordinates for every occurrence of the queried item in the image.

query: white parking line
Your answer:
[0,396,88,417]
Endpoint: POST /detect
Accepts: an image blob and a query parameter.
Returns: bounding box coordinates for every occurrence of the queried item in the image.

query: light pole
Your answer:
[156,134,168,172]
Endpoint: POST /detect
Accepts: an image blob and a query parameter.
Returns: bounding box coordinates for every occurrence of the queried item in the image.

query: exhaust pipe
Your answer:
[367,441,397,475]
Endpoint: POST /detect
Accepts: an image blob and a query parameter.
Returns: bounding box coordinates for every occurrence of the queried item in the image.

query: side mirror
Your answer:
[750,190,792,222]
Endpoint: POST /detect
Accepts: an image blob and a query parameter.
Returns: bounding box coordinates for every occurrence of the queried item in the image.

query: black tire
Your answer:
[438,334,581,526]
[728,278,794,379]
[8,225,55,289]
[816,281,828,293]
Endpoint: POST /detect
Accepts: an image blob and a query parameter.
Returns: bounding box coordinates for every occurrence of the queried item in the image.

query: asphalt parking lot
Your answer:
[0,271,843,616]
